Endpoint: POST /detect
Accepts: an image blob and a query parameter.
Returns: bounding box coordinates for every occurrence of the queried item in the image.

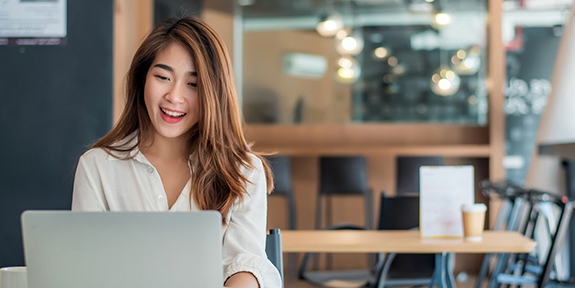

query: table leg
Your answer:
[446,252,456,288]
[431,253,448,288]
[429,252,456,288]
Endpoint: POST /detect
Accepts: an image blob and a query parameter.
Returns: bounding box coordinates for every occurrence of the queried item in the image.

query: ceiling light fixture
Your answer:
[430,66,461,96]
[335,31,364,55]
[451,46,481,75]
[433,12,452,27]
[336,56,361,83]
[373,46,390,59]
[316,13,344,37]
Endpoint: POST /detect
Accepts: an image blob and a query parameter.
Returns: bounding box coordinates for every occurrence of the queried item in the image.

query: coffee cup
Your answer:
[461,203,487,242]
[0,266,28,288]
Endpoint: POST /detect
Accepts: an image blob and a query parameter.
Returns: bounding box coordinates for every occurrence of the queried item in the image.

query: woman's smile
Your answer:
[160,107,187,124]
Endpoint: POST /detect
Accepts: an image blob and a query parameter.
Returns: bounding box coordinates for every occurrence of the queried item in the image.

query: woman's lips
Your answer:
[160,107,186,124]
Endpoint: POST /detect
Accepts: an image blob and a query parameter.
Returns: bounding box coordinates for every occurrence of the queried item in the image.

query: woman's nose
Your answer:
[165,83,186,103]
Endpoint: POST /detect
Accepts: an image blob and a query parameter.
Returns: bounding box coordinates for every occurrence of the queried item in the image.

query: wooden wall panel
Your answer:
[113,0,153,123]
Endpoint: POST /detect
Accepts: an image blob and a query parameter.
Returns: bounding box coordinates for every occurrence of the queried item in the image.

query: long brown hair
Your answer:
[93,16,273,220]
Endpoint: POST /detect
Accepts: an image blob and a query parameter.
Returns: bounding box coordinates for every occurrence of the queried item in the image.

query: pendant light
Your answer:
[430,66,461,96]
[431,49,460,96]
[315,0,343,37]
[316,13,344,37]
[335,31,364,55]
[451,46,481,75]
[336,55,360,83]
[334,0,364,56]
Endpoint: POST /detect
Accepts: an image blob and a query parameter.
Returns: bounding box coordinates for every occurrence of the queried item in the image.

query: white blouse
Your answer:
[72,145,282,288]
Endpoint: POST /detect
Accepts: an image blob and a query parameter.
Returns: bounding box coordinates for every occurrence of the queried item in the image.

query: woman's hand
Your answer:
[224,272,259,288]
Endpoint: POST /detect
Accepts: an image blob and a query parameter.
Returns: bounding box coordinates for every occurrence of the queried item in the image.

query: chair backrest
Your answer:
[319,156,369,195]
[377,193,435,279]
[378,193,420,230]
[521,192,572,286]
[396,156,443,195]
[536,198,573,287]
[267,156,297,229]
[490,192,573,288]
[475,180,529,288]
[267,156,292,195]
[317,156,373,229]
[266,228,284,285]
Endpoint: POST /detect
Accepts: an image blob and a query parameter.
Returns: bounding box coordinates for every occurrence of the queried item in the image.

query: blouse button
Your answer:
[147,166,154,173]
[157,195,164,201]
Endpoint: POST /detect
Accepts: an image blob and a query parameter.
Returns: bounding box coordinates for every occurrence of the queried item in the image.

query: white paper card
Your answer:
[0,0,67,38]
[419,165,474,238]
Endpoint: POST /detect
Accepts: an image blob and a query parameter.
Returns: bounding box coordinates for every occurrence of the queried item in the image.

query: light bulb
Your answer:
[430,67,460,96]
[433,12,452,27]
[335,31,364,55]
[373,47,390,59]
[451,46,481,75]
[335,29,349,40]
[316,13,343,37]
[335,56,361,83]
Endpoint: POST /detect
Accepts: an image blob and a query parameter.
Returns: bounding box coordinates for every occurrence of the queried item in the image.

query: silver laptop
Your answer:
[21,210,224,288]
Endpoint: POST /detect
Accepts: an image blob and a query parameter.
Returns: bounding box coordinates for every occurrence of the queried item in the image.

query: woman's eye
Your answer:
[154,75,169,81]
[188,82,197,87]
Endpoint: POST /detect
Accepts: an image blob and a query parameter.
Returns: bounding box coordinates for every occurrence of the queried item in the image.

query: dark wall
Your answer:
[155,0,202,24]
[0,1,113,267]
[505,27,562,185]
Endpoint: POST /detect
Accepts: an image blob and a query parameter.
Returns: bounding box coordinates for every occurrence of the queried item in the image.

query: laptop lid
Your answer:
[21,210,223,288]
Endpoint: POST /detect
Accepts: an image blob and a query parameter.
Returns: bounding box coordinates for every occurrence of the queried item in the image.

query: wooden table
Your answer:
[281,230,536,288]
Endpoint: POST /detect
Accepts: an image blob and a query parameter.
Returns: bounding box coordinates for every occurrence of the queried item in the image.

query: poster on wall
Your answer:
[419,165,475,238]
[0,0,67,46]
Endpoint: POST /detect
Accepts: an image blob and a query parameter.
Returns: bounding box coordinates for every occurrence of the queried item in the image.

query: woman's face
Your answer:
[143,42,200,142]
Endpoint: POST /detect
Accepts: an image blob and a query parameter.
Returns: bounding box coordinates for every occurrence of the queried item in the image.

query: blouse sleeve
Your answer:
[71,150,109,211]
[221,155,282,288]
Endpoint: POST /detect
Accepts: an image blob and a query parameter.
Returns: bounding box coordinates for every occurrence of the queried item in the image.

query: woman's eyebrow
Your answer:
[153,63,173,72]
[153,63,196,77]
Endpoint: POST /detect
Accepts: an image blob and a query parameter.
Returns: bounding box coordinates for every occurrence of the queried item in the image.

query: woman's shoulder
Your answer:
[245,152,263,169]
[238,152,264,178]
[80,133,139,163]
[78,147,111,164]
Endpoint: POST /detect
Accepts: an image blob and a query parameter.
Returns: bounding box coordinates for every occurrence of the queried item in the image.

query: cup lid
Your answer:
[461,203,487,212]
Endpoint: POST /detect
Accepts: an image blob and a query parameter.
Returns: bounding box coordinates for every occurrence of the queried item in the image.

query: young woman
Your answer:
[71,16,281,288]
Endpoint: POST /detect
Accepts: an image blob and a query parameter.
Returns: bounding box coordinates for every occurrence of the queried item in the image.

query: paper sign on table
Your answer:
[419,165,475,238]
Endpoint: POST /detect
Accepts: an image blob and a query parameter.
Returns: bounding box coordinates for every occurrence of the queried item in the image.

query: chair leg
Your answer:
[315,194,322,230]
[287,192,296,230]
[445,252,456,288]
[475,253,493,288]
[538,201,573,287]
[313,194,323,271]
[488,252,510,288]
[326,196,333,270]
[433,253,449,288]
[365,190,374,230]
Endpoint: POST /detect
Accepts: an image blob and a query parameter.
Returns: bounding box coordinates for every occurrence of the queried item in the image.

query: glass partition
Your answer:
[502,0,573,184]
[240,0,488,124]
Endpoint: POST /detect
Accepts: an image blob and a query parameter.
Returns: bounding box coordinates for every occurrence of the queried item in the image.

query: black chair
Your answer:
[374,193,436,287]
[396,156,443,195]
[267,156,297,230]
[266,228,284,286]
[475,180,529,288]
[298,156,375,287]
[299,224,379,287]
[316,156,373,230]
[489,190,573,288]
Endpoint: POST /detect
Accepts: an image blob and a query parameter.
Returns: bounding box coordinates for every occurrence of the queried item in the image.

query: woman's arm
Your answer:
[224,272,259,288]
[221,155,282,288]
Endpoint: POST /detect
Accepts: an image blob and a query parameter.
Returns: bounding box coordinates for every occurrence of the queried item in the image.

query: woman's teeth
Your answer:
[161,108,186,117]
